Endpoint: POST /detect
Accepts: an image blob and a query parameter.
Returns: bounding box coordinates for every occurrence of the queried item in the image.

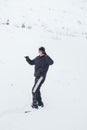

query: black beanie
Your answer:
[39,47,46,54]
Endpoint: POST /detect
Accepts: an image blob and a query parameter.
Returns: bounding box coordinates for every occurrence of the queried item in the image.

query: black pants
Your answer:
[32,76,45,105]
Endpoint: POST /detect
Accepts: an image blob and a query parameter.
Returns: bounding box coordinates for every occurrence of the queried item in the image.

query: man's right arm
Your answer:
[25,56,35,65]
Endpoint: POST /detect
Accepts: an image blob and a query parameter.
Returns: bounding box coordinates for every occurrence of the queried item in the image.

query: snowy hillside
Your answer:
[0,0,87,130]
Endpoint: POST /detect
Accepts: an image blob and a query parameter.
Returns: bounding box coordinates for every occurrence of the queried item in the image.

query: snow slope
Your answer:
[0,0,87,130]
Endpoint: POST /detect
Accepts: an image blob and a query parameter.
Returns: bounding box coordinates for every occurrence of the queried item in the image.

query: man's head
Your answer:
[39,47,46,56]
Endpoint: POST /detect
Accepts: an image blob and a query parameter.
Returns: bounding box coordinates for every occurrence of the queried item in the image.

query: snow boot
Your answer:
[31,101,38,109]
[31,104,38,109]
[38,101,44,107]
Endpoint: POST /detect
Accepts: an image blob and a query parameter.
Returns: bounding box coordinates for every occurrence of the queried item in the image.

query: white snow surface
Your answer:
[0,0,87,129]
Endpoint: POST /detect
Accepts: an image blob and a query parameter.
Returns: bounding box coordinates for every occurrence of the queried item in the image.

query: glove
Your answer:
[25,56,29,59]
[24,56,29,61]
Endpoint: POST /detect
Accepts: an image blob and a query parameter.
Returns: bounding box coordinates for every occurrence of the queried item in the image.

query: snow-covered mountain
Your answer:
[0,0,87,130]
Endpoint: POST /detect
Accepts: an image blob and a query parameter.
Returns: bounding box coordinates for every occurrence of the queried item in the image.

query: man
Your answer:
[25,47,54,109]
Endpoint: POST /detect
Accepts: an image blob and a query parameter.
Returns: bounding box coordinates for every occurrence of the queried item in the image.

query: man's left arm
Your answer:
[45,55,54,65]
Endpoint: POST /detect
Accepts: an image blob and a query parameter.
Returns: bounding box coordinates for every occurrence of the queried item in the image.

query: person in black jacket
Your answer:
[25,47,54,109]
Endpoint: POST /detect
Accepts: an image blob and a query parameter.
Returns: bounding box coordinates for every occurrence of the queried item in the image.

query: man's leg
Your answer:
[32,78,38,109]
[36,90,44,107]
[32,76,45,108]
[35,76,45,107]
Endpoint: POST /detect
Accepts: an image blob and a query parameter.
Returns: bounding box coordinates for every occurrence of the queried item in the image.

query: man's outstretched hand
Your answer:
[24,56,30,62]
[25,56,29,59]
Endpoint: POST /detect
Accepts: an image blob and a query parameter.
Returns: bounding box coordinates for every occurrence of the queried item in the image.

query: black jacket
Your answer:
[26,55,54,77]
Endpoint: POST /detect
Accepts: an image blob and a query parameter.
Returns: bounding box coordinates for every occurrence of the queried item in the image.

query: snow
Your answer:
[0,0,87,129]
